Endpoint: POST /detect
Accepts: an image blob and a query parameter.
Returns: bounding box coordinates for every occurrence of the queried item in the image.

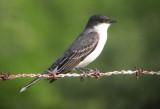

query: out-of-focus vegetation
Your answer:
[0,0,160,109]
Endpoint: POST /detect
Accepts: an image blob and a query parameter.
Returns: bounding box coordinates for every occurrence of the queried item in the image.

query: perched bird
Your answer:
[20,15,117,92]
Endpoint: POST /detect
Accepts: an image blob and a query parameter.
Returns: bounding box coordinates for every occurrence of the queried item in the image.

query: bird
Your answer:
[20,15,117,92]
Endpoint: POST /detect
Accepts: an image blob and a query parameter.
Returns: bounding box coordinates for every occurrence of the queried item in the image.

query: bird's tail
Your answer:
[20,77,42,93]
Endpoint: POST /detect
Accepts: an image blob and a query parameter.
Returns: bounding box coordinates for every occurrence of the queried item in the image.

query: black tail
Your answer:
[20,77,42,92]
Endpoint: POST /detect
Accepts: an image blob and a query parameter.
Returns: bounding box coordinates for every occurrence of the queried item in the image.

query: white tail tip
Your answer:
[20,87,27,93]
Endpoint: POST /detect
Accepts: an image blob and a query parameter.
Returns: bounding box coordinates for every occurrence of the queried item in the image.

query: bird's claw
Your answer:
[80,72,88,82]
[93,69,100,80]
[76,67,100,81]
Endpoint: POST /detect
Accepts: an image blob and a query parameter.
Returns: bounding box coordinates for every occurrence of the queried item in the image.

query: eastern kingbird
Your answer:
[20,15,117,92]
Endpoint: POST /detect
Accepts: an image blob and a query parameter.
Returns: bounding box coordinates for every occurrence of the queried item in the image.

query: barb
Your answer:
[0,70,160,81]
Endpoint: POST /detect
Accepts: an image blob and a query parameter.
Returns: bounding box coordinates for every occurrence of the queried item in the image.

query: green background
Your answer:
[0,0,160,109]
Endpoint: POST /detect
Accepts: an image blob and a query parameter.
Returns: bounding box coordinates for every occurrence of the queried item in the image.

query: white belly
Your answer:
[75,23,110,68]
[75,27,109,68]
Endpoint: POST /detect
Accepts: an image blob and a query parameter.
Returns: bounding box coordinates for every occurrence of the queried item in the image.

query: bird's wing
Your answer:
[48,32,99,74]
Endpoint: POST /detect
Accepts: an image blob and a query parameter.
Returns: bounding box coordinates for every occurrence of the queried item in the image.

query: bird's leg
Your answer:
[93,69,101,80]
[75,68,89,81]
[79,68,101,80]
[77,67,94,73]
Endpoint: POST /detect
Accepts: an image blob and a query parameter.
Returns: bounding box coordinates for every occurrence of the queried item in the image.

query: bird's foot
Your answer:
[93,69,101,80]
[75,68,88,81]
[80,72,88,82]
[75,68,101,81]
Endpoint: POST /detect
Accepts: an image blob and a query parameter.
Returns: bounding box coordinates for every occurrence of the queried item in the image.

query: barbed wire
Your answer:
[0,69,160,81]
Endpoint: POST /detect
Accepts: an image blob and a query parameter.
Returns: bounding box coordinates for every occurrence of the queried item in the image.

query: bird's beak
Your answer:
[108,19,117,23]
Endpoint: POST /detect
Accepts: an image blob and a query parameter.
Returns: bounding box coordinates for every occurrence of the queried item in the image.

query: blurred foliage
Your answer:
[0,0,160,109]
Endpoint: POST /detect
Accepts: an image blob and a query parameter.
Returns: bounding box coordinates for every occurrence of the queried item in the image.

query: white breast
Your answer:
[76,23,110,68]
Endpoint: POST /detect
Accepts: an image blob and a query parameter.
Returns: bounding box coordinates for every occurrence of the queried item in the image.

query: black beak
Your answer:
[108,19,117,23]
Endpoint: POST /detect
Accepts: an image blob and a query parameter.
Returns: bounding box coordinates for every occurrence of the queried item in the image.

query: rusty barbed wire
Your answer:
[0,69,160,81]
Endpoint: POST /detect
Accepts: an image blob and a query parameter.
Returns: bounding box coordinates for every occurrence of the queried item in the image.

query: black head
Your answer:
[85,15,117,29]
